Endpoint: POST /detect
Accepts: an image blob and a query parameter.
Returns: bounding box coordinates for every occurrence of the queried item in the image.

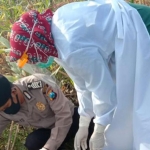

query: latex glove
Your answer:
[39,148,48,150]
[89,124,105,150]
[74,116,91,150]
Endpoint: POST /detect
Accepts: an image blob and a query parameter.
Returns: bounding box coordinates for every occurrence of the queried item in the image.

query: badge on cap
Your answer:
[36,102,45,111]
[23,91,32,100]
[46,88,57,101]
[27,81,43,90]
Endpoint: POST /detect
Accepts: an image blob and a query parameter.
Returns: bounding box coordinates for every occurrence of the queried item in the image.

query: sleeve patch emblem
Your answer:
[46,88,57,101]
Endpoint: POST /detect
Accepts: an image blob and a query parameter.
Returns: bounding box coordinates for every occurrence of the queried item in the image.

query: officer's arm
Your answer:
[65,71,95,118]
[67,47,116,126]
[0,114,11,135]
[54,59,95,120]
[43,84,74,150]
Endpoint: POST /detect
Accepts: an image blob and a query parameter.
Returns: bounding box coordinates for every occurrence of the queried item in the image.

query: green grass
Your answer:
[0,123,74,150]
[0,124,28,150]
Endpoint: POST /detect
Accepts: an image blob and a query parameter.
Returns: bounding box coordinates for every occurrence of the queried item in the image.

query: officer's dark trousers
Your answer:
[25,107,94,150]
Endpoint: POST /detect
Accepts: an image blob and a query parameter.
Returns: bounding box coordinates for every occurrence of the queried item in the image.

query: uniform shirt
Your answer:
[0,74,74,150]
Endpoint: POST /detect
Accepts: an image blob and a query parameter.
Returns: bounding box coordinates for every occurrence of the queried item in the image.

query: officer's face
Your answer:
[0,86,25,112]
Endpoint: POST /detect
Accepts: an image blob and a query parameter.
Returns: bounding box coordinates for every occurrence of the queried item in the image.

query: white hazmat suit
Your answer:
[51,0,150,149]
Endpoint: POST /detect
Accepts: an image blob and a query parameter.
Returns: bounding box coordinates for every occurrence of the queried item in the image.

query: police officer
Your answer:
[0,74,93,150]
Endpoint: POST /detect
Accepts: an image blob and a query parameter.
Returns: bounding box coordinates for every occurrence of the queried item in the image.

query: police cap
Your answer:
[0,74,12,107]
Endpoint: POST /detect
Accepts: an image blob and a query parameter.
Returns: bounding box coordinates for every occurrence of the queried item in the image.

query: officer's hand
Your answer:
[89,124,105,150]
[74,116,91,150]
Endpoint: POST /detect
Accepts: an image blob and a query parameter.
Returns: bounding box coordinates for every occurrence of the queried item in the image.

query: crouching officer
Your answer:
[0,74,94,150]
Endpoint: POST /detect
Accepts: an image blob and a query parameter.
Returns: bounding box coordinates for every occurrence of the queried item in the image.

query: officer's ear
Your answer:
[11,86,17,96]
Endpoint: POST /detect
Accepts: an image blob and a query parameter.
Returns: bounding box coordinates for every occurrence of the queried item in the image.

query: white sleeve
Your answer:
[74,79,95,118]
[66,47,117,126]
[58,63,95,118]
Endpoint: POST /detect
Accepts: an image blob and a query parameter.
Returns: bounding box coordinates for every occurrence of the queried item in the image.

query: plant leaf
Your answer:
[0,36,10,48]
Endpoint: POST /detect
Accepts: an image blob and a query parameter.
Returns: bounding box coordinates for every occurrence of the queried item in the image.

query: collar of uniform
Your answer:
[15,83,36,117]
[14,83,35,103]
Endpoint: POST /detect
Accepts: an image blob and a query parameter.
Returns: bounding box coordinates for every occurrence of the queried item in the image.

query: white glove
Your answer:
[74,116,91,150]
[39,148,48,150]
[89,124,105,150]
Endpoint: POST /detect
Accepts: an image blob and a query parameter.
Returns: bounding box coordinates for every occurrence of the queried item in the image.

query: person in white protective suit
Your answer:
[9,0,150,150]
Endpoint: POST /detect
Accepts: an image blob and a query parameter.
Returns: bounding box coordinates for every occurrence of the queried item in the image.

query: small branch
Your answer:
[6,121,14,150]
[58,70,69,78]
[10,124,20,150]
